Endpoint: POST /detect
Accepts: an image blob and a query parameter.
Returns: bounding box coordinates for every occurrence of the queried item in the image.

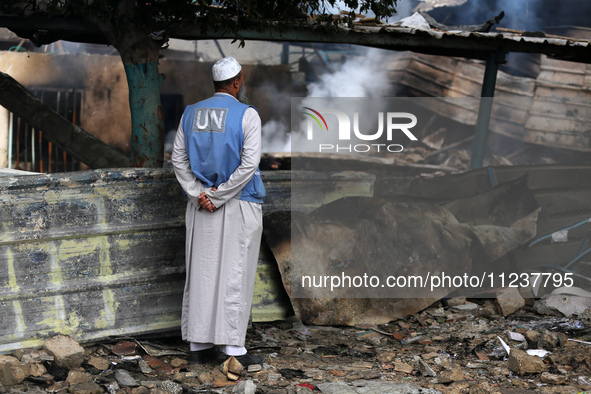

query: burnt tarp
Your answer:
[263,174,541,326]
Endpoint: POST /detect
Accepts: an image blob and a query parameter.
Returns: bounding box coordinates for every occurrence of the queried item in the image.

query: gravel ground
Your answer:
[2,299,590,394]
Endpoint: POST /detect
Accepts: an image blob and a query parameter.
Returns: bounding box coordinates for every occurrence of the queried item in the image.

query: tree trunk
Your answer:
[124,61,165,168]
[85,0,167,168]
[0,71,129,169]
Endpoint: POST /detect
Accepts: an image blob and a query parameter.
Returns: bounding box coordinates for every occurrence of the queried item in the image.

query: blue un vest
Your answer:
[181,94,265,204]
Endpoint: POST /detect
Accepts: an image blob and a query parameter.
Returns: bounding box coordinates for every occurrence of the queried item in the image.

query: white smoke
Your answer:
[290,47,392,153]
[262,119,291,153]
[306,48,391,98]
[260,47,392,153]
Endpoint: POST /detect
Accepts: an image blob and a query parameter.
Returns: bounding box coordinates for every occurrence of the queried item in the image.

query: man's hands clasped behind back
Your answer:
[198,187,217,212]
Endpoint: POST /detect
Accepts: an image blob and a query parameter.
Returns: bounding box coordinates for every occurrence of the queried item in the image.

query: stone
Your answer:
[159,381,182,394]
[418,359,437,377]
[316,381,440,393]
[0,355,25,386]
[495,287,525,316]
[540,372,568,385]
[247,364,262,373]
[422,352,439,360]
[131,387,149,394]
[444,382,470,393]
[438,367,464,384]
[351,361,373,369]
[69,382,104,394]
[43,335,85,369]
[524,330,540,343]
[104,381,119,394]
[477,301,499,317]
[507,349,547,375]
[169,358,187,369]
[534,294,591,317]
[172,372,198,384]
[377,352,395,363]
[66,371,91,385]
[231,379,256,394]
[211,367,229,382]
[468,381,492,394]
[140,381,160,389]
[22,362,47,378]
[507,332,526,342]
[14,349,46,364]
[47,381,70,392]
[394,362,414,374]
[138,360,152,375]
[445,297,467,307]
[114,370,139,387]
[197,372,214,385]
[362,370,382,380]
[87,357,111,372]
[346,372,364,380]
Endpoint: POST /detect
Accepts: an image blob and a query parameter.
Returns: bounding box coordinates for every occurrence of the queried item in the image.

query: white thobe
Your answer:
[171,93,263,347]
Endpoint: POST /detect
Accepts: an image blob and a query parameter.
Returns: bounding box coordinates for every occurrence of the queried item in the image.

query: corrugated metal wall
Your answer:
[0,169,187,353]
[0,169,298,353]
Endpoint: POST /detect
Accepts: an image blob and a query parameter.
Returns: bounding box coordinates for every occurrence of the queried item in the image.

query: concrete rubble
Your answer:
[0,300,588,394]
[263,177,541,327]
[534,294,591,318]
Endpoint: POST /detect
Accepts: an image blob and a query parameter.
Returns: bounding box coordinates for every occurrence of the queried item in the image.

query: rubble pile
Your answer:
[0,301,589,394]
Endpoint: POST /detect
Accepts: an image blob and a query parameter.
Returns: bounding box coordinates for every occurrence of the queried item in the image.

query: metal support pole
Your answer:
[470,51,505,169]
[8,112,13,168]
[281,43,289,65]
[0,106,9,168]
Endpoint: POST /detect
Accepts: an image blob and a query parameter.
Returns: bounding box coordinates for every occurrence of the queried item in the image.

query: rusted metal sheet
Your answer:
[0,168,374,353]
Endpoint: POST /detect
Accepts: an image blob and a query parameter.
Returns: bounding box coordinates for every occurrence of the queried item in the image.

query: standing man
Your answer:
[172,57,265,366]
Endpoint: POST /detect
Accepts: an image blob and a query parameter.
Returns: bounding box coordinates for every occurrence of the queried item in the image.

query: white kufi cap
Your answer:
[212,56,242,81]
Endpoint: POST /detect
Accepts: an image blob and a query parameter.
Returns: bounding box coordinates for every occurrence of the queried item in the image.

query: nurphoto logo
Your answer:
[301,107,419,153]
